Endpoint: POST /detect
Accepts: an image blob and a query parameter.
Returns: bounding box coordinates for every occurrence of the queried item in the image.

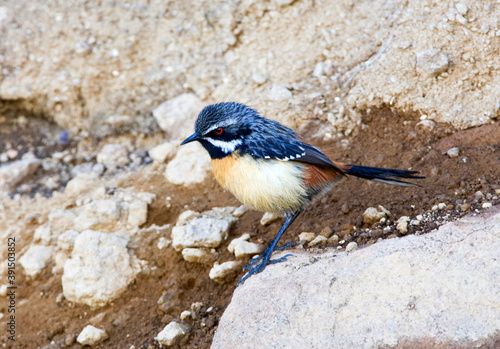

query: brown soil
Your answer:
[6,109,500,348]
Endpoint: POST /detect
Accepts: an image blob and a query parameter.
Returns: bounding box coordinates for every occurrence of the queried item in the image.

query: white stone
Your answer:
[49,209,77,234]
[0,158,41,189]
[165,142,211,186]
[260,212,282,226]
[232,205,248,218]
[0,284,7,297]
[33,224,52,245]
[416,48,449,77]
[209,261,242,283]
[446,147,460,158]
[455,3,469,16]
[299,232,316,242]
[228,234,264,258]
[149,141,178,163]
[19,245,53,277]
[96,144,129,169]
[177,210,201,225]
[62,230,141,307]
[157,237,171,249]
[345,241,358,253]
[74,199,122,232]
[313,62,324,77]
[53,230,81,274]
[180,310,192,320]
[57,230,80,251]
[127,200,148,227]
[397,216,411,234]
[182,248,216,263]
[482,202,492,209]
[273,0,295,6]
[155,321,190,346]
[0,6,9,24]
[309,235,328,247]
[172,208,238,250]
[362,207,387,225]
[213,207,500,348]
[251,73,267,85]
[269,85,292,101]
[152,93,204,139]
[77,325,108,346]
[64,173,99,195]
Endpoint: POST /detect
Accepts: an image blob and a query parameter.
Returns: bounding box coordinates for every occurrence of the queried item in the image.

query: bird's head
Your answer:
[181,102,259,159]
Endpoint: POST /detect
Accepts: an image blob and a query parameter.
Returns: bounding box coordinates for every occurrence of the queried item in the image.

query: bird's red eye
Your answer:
[215,127,223,134]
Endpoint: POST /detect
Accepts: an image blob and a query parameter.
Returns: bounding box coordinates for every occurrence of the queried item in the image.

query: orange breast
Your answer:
[211,153,309,214]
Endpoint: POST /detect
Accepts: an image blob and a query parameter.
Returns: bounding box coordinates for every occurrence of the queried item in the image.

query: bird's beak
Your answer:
[180,132,200,145]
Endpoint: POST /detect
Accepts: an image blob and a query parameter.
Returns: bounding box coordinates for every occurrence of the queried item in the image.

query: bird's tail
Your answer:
[336,163,424,187]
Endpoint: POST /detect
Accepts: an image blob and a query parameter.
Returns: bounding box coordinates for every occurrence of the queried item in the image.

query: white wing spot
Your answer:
[264,156,270,159]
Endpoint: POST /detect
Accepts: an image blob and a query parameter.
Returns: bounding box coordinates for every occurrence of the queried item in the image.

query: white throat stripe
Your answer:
[205,138,242,153]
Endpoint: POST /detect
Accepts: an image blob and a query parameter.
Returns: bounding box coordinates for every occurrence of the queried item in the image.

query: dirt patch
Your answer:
[4,109,500,348]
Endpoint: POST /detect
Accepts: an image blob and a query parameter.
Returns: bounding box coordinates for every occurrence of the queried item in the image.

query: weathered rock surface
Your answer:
[152,93,205,140]
[155,321,190,347]
[62,230,142,307]
[165,143,212,186]
[172,207,239,251]
[76,325,108,346]
[19,245,53,278]
[212,207,500,349]
[0,159,41,189]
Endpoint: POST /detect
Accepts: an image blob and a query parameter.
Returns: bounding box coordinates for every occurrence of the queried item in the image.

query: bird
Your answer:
[181,102,423,285]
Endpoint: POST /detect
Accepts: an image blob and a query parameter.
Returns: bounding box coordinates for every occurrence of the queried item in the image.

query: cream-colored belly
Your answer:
[212,154,308,214]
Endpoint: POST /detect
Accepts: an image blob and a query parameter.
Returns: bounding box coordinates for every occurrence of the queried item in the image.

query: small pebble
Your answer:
[260,212,281,226]
[308,235,328,247]
[416,48,449,76]
[396,216,411,234]
[482,202,492,209]
[180,311,192,321]
[437,203,447,210]
[299,232,316,242]
[455,3,469,16]
[77,325,108,346]
[156,321,190,346]
[461,203,471,211]
[345,242,358,253]
[446,147,460,158]
[252,73,267,85]
[328,234,339,246]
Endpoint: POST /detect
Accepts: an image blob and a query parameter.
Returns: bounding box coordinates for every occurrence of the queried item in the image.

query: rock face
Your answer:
[165,142,212,186]
[62,230,142,307]
[172,207,239,251]
[212,207,500,349]
[152,93,205,140]
[0,159,41,189]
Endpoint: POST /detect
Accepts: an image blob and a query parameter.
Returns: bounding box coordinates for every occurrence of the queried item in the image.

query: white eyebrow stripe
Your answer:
[204,137,242,153]
[204,118,237,134]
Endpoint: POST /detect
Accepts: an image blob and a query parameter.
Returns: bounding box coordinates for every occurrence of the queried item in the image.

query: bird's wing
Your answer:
[243,137,342,170]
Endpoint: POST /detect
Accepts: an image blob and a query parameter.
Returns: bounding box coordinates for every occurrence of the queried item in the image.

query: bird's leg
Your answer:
[238,210,302,286]
[243,240,296,270]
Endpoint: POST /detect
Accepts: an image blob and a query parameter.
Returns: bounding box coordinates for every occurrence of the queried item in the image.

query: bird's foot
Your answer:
[243,241,296,271]
[238,253,294,286]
